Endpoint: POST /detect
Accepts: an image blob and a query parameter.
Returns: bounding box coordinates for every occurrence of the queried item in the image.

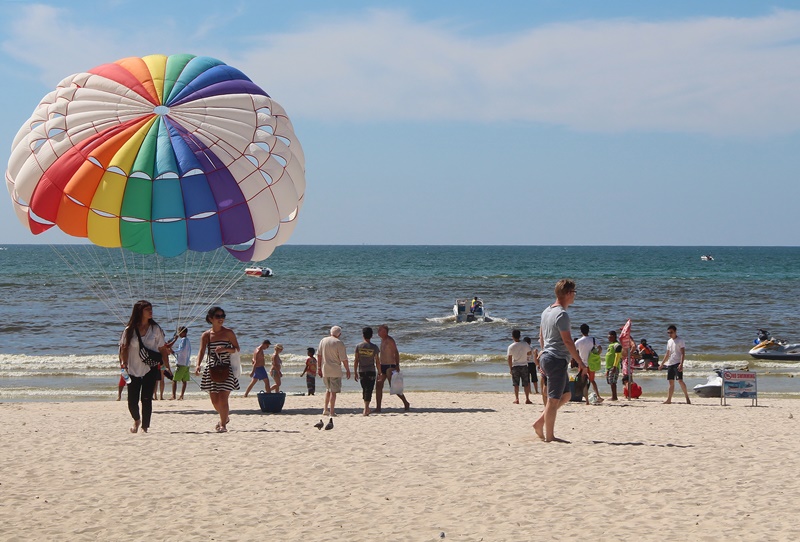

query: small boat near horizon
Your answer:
[245,266,273,277]
[701,254,714,261]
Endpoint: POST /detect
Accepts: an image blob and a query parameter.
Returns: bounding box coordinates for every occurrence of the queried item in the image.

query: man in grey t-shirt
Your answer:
[533,279,587,443]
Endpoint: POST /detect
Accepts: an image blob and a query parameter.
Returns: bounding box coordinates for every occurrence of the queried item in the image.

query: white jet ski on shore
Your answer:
[693,369,722,398]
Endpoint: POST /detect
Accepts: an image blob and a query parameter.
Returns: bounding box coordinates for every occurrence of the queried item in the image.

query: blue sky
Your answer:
[1,0,799,247]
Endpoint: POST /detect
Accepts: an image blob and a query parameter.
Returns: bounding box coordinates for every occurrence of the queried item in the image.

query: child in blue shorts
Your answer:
[244,340,272,397]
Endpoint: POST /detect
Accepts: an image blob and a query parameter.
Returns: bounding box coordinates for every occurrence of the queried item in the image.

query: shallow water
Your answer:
[1,244,799,400]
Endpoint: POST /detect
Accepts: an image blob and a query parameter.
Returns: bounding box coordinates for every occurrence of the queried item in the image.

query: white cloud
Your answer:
[5,5,800,136]
[233,9,800,136]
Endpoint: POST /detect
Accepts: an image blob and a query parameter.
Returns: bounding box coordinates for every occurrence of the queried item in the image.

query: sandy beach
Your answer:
[1,392,798,541]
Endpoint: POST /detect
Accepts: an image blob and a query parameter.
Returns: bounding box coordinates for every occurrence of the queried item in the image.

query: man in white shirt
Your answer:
[317,326,351,417]
[574,324,603,404]
[507,329,533,404]
[659,324,691,404]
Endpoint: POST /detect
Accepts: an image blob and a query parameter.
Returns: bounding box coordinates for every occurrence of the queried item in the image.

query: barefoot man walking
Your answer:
[376,324,410,412]
[659,324,691,405]
[533,279,587,443]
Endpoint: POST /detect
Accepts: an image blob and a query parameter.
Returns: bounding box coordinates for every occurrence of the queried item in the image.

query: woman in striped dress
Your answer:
[195,306,240,432]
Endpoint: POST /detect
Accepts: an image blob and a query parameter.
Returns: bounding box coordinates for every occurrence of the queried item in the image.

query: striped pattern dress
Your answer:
[200,340,240,392]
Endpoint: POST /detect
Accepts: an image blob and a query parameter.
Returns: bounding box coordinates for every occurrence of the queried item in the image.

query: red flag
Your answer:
[620,319,633,349]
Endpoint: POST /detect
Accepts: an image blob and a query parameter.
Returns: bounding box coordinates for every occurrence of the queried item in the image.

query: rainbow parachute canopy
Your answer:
[5,54,305,262]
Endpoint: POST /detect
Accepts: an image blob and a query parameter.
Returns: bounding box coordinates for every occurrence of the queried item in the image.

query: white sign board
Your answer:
[722,370,757,406]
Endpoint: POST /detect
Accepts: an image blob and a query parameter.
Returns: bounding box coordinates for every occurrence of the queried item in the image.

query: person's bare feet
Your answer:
[363,408,371,416]
[663,400,672,404]
[525,400,533,404]
[130,420,140,433]
[403,402,410,412]
[686,399,691,404]
[513,400,520,404]
[545,436,570,444]
[532,420,545,441]
[141,427,148,433]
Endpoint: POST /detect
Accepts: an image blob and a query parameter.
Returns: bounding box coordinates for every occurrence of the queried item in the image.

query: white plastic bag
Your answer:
[230,351,242,379]
[389,370,404,395]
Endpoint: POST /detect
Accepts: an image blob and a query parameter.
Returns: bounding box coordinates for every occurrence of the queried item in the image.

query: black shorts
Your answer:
[380,364,398,376]
[527,362,538,383]
[667,365,683,381]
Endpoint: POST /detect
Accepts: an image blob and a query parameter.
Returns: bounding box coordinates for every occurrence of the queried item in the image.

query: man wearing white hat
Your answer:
[318,326,351,417]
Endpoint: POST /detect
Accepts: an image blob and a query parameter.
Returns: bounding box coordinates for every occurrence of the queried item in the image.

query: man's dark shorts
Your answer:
[527,362,538,383]
[511,365,530,387]
[540,352,570,400]
[667,365,683,381]
[380,364,398,376]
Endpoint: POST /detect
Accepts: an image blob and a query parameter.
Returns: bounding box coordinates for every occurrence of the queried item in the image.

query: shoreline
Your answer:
[3,392,800,540]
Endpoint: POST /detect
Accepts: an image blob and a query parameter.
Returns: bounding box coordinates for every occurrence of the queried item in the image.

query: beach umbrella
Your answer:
[5,54,306,324]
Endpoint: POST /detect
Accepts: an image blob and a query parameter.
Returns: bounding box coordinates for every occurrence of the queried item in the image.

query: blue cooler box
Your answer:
[257,391,286,413]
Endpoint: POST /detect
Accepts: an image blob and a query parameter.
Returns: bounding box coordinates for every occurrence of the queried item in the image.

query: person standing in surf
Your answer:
[533,279,587,443]
[119,300,170,433]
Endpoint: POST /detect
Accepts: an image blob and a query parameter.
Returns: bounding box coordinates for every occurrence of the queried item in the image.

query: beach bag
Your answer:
[587,338,602,372]
[389,370,404,395]
[575,371,588,394]
[136,328,162,367]
[207,343,230,383]
[230,351,242,379]
[209,364,230,383]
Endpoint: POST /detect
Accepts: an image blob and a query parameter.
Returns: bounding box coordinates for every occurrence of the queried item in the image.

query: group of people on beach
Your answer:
[118,280,689,440]
[119,301,243,433]
[527,279,691,443]
[118,300,410,434]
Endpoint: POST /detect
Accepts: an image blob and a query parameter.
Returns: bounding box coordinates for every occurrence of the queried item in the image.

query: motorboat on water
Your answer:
[453,298,491,323]
[748,329,800,361]
[245,267,273,277]
[693,369,722,398]
[701,254,714,261]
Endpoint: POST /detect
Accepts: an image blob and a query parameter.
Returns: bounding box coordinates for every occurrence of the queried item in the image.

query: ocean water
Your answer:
[1,244,799,401]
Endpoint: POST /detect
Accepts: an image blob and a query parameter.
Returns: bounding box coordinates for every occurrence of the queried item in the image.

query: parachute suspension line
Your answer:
[50,244,250,334]
[49,245,127,324]
[185,249,225,320]
[171,248,247,332]
[153,253,174,330]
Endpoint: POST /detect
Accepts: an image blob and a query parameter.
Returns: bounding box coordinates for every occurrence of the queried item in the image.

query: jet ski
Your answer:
[748,329,800,361]
[693,369,722,398]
